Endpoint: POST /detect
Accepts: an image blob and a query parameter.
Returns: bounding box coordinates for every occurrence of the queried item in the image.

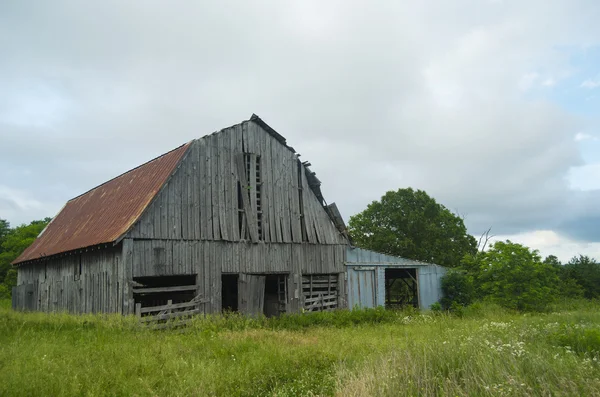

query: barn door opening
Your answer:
[239,274,265,316]
[221,274,239,312]
[384,268,419,308]
[264,274,287,317]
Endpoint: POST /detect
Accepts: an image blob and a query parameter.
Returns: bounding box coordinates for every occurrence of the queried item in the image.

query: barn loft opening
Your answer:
[384,268,418,308]
[133,274,197,310]
[221,274,239,312]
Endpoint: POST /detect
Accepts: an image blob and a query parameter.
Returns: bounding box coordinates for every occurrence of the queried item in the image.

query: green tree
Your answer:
[348,188,477,267]
[440,270,475,310]
[542,255,585,299]
[562,255,600,299]
[0,218,51,298]
[471,240,560,311]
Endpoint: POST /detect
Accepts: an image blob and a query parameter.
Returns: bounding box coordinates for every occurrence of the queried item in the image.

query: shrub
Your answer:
[440,270,474,310]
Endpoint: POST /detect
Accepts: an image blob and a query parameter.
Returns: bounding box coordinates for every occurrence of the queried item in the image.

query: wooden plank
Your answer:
[257,127,270,242]
[230,127,240,241]
[198,139,208,240]
[264,135,275,242]
[141,308,203,323]
[270,135,282,243]
[217,132,229,240]
[208,135,220,240]
[140,299,208,314]
[249,153,258,239]
[132,285,197,294]
[235,155,259,242]
[291,155,301,243]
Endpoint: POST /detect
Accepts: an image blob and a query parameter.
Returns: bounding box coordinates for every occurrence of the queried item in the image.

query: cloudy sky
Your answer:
[1,1,599,261]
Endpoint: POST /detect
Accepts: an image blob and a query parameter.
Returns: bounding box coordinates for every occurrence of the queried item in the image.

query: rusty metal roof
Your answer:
[13,142,191,265]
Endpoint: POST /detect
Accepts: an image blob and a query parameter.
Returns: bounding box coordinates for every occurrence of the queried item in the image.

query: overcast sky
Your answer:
[1,1,599,261]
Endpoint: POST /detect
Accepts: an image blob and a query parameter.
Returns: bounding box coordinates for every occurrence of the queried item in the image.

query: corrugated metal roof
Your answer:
[13,142,191,264]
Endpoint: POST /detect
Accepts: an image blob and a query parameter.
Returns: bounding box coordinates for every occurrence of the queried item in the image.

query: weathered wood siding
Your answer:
[13,245,123,313]
[129,239,346,314]
[127,121,346,245]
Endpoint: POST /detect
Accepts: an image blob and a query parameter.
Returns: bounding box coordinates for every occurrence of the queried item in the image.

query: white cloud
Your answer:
[581,78,600,89]
[493,230,600,262]
[574,132,597,141]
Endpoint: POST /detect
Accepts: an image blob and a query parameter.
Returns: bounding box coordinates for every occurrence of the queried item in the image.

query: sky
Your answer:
[1,1,599,262]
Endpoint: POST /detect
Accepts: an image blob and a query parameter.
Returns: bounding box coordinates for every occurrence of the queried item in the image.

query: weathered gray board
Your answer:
[346,247,446,310]
[14,245,123,313]
[239,274,265,316]
[127,121,347,246]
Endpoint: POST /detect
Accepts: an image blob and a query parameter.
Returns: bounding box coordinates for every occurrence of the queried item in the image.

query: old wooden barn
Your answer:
[12,115,446,318]
[12,115,351,317]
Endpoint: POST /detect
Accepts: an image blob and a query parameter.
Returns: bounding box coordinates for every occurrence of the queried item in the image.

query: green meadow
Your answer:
[2,300,600,396]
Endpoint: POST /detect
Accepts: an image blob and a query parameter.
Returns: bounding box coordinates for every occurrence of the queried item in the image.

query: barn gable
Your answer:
[126,117,347,245]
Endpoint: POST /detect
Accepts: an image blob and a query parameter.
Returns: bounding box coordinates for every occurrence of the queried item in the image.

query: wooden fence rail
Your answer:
[136,295,208,329]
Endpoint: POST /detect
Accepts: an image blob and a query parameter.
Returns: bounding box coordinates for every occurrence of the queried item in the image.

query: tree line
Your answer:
[349,188,600,312]
[0,218,51,298]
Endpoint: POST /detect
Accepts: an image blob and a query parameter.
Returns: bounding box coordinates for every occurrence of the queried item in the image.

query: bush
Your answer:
[440,270,474,310]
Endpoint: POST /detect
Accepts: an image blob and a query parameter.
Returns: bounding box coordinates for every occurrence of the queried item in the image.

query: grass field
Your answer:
[1,300,600,396]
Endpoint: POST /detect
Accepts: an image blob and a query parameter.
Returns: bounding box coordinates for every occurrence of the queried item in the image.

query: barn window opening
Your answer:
[74,255,82,281]
[221,274,239,312]
[297,160,308,242]
[132,274,197,313]
[264,274,287,317]
[302,274,338,312]
[238,153,263,240]
[384,268,418,309]
[255,155,263,241]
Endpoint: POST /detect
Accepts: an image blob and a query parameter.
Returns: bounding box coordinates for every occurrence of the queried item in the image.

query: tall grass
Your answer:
[1,300,600,396]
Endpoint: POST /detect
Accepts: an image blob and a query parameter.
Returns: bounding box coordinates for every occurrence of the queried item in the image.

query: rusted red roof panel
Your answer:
[13,142,191,264]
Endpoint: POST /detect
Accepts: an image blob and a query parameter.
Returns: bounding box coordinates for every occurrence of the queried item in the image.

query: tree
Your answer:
[562,255,600,299]
[0,218,51,298]
[348,188,477,267]
[440,270,475,310]
[471,240,560,311]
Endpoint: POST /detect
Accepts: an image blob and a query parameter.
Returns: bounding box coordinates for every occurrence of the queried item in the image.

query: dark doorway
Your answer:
[133,274,197,309]
[384,268,419,308]
[221,274,239,312]
[264,275,287,317]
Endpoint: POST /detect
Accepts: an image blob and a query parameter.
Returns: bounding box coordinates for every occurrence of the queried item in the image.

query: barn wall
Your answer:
[129,239,346,314]
[13,245,122,313]
[127,121,346,245]
[417,265,447,309]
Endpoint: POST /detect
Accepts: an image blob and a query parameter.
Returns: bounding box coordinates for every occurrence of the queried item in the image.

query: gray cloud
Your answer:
[1,1,600,251]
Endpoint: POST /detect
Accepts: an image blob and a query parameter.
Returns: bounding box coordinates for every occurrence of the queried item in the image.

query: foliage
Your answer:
[348,188,477,267]
[0,218,51,298]
[3,301,600,396]
[562,255,600,300]
[463,241,560,311]
[440,270,475,310]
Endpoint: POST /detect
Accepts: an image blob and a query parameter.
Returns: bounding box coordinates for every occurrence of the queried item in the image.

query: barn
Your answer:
[12,115,445,317]
[346,247,446,310]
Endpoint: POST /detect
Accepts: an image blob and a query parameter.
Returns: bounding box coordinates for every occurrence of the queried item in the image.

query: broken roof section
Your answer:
[13,142,191,264]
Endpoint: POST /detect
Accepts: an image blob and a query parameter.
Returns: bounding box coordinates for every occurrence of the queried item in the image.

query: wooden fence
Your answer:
[135,294,208,329]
